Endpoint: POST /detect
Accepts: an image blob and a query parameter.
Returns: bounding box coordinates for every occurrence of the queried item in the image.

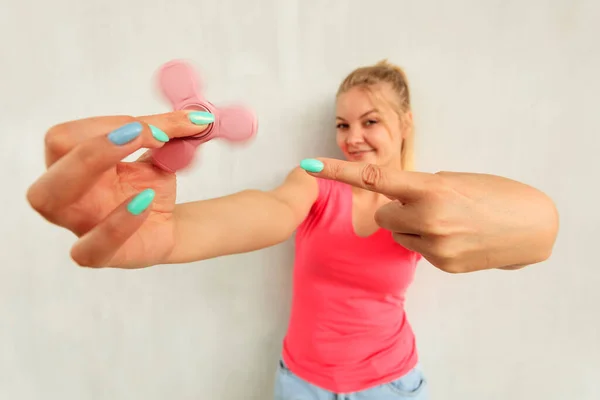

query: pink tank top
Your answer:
[281,178,422,393]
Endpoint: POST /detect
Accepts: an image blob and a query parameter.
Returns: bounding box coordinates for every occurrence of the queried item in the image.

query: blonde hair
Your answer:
[336,59,415,170]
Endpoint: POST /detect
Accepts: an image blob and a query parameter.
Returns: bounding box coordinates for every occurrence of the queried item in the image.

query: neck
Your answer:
[386,156,403,171]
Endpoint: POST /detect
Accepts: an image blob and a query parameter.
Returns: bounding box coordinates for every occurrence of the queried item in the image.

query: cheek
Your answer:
[336,132,347,148]
[365,127,393,149]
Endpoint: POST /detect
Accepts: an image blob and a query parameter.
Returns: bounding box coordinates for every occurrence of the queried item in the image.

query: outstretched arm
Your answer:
[165,167,318,264]
[301,157,559,274]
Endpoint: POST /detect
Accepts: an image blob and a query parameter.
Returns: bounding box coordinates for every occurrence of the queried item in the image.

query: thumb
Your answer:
[299,157,428,201]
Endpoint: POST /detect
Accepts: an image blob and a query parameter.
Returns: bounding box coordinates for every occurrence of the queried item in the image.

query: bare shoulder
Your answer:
[269,166,319,223]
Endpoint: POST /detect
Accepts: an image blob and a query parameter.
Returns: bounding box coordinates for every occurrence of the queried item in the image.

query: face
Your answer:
[335,84,404,167]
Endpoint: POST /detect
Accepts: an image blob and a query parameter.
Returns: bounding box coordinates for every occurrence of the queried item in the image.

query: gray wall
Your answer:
[1,0,598,399]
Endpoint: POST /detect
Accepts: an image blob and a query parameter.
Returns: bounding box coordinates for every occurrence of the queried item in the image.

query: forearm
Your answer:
[165,189,300,264]
[496,190,559,270]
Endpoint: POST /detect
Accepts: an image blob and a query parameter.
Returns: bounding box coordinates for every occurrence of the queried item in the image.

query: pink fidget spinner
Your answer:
[150,59,258,172]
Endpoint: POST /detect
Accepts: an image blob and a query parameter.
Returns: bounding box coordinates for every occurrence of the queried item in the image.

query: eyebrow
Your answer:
[336,109,378,120]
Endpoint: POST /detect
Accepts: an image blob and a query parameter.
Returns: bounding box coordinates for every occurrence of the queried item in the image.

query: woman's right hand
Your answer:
[26,110,214,269]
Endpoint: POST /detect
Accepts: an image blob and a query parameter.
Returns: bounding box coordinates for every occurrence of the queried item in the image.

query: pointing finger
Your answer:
[299,157,431,201]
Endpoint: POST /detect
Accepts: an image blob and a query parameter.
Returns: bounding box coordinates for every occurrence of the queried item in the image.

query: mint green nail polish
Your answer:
[149,125,169,142]
[188,111,215,125]
[127,189,155,216]
[300,158,324,173]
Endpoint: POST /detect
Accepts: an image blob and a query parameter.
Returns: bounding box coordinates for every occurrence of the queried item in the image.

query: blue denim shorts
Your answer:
[273,359,429,400]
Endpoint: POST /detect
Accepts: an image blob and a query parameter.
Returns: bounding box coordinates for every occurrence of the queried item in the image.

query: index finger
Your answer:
[45,110,214,166]
[299,157,431,201]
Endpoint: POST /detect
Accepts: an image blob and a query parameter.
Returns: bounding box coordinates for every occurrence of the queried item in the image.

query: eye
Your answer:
[336,123,349,129]
[364,119,378,126]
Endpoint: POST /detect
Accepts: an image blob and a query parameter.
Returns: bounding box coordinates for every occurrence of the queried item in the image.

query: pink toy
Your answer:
[150,60,258,172]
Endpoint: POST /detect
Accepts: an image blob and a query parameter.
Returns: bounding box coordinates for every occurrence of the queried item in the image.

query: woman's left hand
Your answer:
[301,158,559,273]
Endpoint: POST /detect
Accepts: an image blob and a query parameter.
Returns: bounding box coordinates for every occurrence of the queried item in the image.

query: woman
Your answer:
[27,60,558,399]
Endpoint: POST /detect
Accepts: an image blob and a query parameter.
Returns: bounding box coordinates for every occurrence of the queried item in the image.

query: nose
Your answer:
[346,126,364,145]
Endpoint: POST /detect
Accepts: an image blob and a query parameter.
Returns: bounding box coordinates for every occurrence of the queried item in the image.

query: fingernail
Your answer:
[127,189,155,216]
[188,111,215,125]
[108,122,143,145]
[149,124,169,142]
[300,158,324,173]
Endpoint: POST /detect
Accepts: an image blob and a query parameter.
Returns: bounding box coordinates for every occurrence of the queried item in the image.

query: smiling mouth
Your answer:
[349,149,375,156]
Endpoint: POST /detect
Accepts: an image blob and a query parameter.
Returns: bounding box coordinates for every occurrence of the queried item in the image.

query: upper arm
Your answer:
[269,166,319,226]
